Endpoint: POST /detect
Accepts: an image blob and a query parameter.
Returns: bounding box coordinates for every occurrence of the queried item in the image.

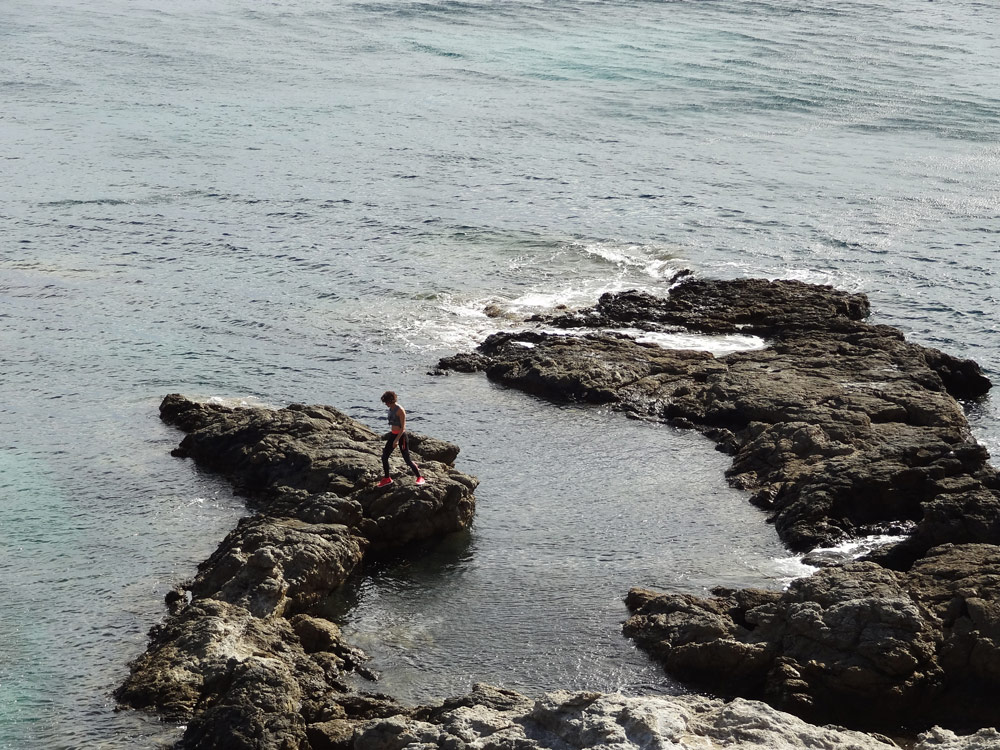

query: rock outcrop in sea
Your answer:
[116,396,478,747]
[120,277,1000,748]
[439,277,1000,733]
[117,392,967,750]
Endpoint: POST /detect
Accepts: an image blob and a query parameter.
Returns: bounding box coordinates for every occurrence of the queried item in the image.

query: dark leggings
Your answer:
[382,431,420,477]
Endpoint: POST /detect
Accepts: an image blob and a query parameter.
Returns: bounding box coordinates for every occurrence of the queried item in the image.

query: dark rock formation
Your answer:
[624,543,1000,731]
[544,279,872,335]
[440,279,994,555]
[439,277,1000,732]
[119,277,1000,745]
[117,396,478,749]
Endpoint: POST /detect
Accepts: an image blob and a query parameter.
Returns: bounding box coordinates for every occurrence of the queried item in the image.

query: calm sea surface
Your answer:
[2,0,998,746]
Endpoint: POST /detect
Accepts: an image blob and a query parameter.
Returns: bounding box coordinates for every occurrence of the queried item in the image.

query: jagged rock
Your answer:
[158,396,477,550]
[918,727,1000,750]
[404,432,462,465]
[625,544,1000,730]
[187,516,365,617]
[118,396,477,748]
[307,719,356,750]
[439,277,1000,733]
[437,352,491,373]
[116,599,331,720]
[875,486,1000,570]
[116,597,400,749]
[441,284,995,553]
[545,279,873,335]
[351,687,904,749]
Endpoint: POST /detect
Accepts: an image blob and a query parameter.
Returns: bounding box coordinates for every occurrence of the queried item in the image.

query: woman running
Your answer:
[378,390,425,487]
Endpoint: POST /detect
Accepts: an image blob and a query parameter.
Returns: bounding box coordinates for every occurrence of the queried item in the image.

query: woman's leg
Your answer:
[381,434,395,477]
[398,433,421,477]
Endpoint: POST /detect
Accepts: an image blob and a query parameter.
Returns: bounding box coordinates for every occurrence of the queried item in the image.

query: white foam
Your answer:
[772,533,908,587]
[404,318,506,351]
[771,557,821,587]
[398,237,689,352]
[505,282,626,315]
[398,296,509,351]
[697,263,867,295]
[438,299,492,319]
[779,268,867,292]
[513,326,768,355]
[815,534,907,558]
[625,330,768,354]
[507,289,583,311]
[206,395,271,409]
[578,241,680,281]
[403,296,772,355]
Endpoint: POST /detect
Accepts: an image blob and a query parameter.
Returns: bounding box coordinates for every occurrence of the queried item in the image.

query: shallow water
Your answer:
[330,378,797,704]
[2,0,999,746]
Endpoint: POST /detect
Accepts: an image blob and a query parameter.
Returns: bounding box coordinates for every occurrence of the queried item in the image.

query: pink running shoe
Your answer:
[415,476,426,485]
[377,477,393,487]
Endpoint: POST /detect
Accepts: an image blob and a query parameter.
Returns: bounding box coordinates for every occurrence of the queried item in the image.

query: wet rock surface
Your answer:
[440,277,1000,732]
[625,543,1000,731]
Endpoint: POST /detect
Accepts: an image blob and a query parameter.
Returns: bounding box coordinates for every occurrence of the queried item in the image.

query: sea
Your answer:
[1,0,998,747]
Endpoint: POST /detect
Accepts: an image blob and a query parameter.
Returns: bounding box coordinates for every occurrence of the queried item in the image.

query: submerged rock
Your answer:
[117,395,478,749]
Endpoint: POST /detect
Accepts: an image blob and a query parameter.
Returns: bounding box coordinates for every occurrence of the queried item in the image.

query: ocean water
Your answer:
[2,0,998,746]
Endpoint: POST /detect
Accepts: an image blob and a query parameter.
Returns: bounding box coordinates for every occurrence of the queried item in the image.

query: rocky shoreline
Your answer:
[117,277,1000,748]
[115,396,479,747]
[438,277,1000,734]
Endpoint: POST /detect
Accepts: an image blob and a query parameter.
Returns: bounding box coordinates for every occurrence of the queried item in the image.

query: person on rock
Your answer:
[378,390,425,487]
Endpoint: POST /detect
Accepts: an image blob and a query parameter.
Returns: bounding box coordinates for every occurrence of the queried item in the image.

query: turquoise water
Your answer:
[2,0,999,746]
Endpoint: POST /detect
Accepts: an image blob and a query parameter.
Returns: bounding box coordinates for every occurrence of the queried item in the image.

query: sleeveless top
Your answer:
[387,405,403,429]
